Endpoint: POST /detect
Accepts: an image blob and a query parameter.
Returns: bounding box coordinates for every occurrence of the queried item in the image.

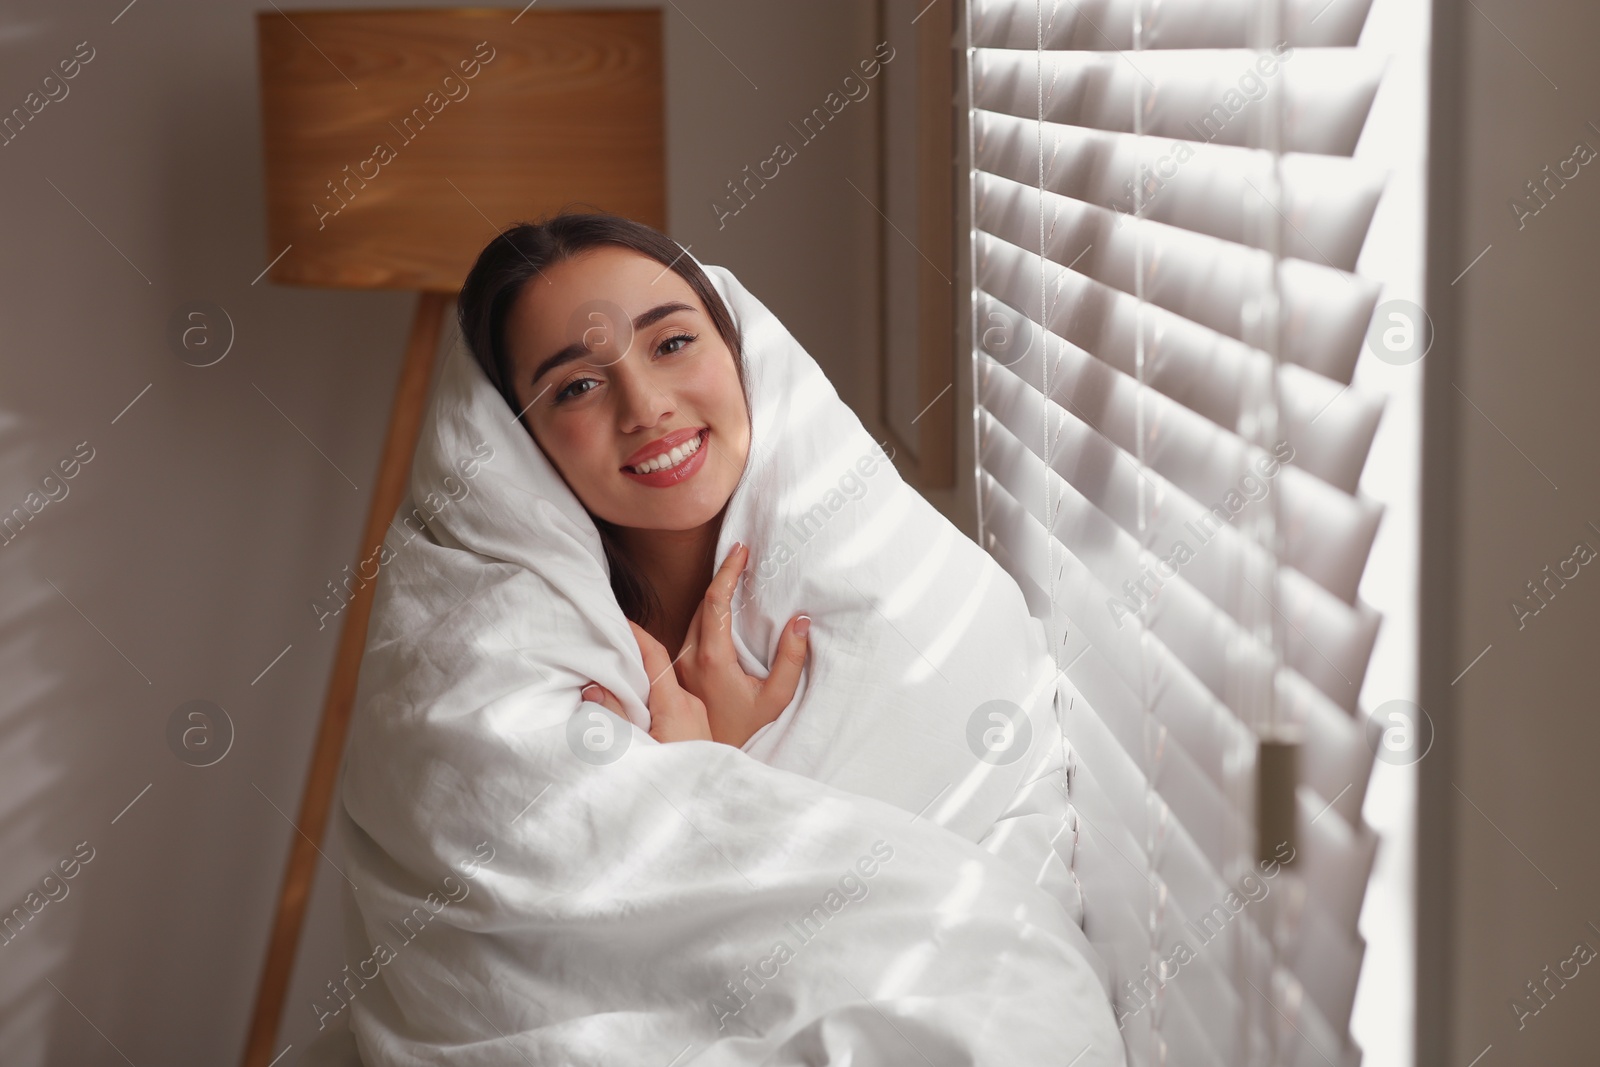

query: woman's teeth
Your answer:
[631,431,704,474]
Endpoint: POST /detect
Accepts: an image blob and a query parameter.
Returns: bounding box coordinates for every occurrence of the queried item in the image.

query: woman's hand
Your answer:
[675,542,810,749]
[581,621,711,744]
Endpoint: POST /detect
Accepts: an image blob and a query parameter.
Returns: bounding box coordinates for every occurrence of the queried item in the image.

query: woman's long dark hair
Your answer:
[456,210,747,629]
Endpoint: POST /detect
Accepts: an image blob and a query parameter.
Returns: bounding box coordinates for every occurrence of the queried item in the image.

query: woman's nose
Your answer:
[613,359,674,431]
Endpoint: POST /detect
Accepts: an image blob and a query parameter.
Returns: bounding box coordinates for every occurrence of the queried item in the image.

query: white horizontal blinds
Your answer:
[965,0,1386,1065]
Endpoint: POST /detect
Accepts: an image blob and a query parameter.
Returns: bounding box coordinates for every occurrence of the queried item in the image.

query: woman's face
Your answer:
[504,245,751,532]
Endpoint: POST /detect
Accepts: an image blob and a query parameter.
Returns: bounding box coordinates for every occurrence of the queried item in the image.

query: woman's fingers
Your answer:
[580,682,624,718]
[628,620,674,690]
[694,543,747,662]
[759,613,810,712]
[576,622,719,747]
[628,621,712,743]
[706,543,747,619]
[675,544,744,690]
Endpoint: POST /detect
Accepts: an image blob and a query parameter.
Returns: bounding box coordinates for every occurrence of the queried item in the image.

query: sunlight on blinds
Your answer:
[963,1,1390,1064]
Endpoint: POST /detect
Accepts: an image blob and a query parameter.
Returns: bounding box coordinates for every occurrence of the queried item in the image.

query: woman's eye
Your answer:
[658,332,695,357]
[555,377,599,403]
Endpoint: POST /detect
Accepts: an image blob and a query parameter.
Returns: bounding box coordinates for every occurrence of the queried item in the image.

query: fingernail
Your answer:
[794,615,811,637]
[581,684,599,700]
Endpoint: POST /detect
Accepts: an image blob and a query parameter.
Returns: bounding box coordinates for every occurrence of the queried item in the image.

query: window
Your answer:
[961,1,1402,1062]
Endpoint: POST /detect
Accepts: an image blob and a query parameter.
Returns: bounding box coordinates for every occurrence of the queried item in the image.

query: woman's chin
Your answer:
[609,488,727,533]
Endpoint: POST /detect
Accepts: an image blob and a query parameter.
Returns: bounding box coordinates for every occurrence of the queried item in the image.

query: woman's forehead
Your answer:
[510,247,703,348]
[535,247,695,309]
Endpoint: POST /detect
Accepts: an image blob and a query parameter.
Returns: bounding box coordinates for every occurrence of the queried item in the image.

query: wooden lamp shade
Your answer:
[242,9,665,1066]
[258,7,665,290]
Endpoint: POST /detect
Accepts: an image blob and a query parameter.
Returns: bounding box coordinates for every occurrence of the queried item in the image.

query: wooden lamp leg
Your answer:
[240,291,452,1067]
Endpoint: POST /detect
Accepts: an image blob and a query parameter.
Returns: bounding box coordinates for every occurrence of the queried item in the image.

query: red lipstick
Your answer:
[620,427,710,488]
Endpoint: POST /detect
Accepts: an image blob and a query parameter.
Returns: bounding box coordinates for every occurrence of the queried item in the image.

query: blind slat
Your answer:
[973,47,1383,156]
[972,0,1375,51]
[979,222,1380,393]
[974,113,1387,275]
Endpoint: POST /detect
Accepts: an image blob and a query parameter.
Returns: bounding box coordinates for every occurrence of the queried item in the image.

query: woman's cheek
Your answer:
[569,421,615,487]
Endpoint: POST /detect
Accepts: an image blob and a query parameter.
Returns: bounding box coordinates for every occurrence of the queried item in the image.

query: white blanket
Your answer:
[328,257,1125,1066]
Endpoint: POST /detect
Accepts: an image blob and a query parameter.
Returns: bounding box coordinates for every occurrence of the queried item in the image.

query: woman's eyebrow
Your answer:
[531,301,696,384]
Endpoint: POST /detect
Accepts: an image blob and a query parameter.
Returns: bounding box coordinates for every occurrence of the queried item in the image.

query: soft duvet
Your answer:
[325,257,1125,1066]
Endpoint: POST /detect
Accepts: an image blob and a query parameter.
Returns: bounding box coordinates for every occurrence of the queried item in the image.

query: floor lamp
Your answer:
[242,10,665,1065]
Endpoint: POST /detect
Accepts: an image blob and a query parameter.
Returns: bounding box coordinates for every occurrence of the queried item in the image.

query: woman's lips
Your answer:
[621,429,710,488]
[622,425,705,470]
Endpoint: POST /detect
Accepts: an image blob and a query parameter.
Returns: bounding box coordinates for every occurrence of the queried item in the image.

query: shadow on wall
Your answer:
[0,29,414,1054]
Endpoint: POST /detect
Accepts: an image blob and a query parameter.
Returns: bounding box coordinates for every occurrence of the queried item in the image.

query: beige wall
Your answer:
[1421,0,1600,1062]
[0,2,887,1062]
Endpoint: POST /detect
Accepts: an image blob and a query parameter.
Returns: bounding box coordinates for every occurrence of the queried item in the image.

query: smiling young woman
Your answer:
[456,212,811,749]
